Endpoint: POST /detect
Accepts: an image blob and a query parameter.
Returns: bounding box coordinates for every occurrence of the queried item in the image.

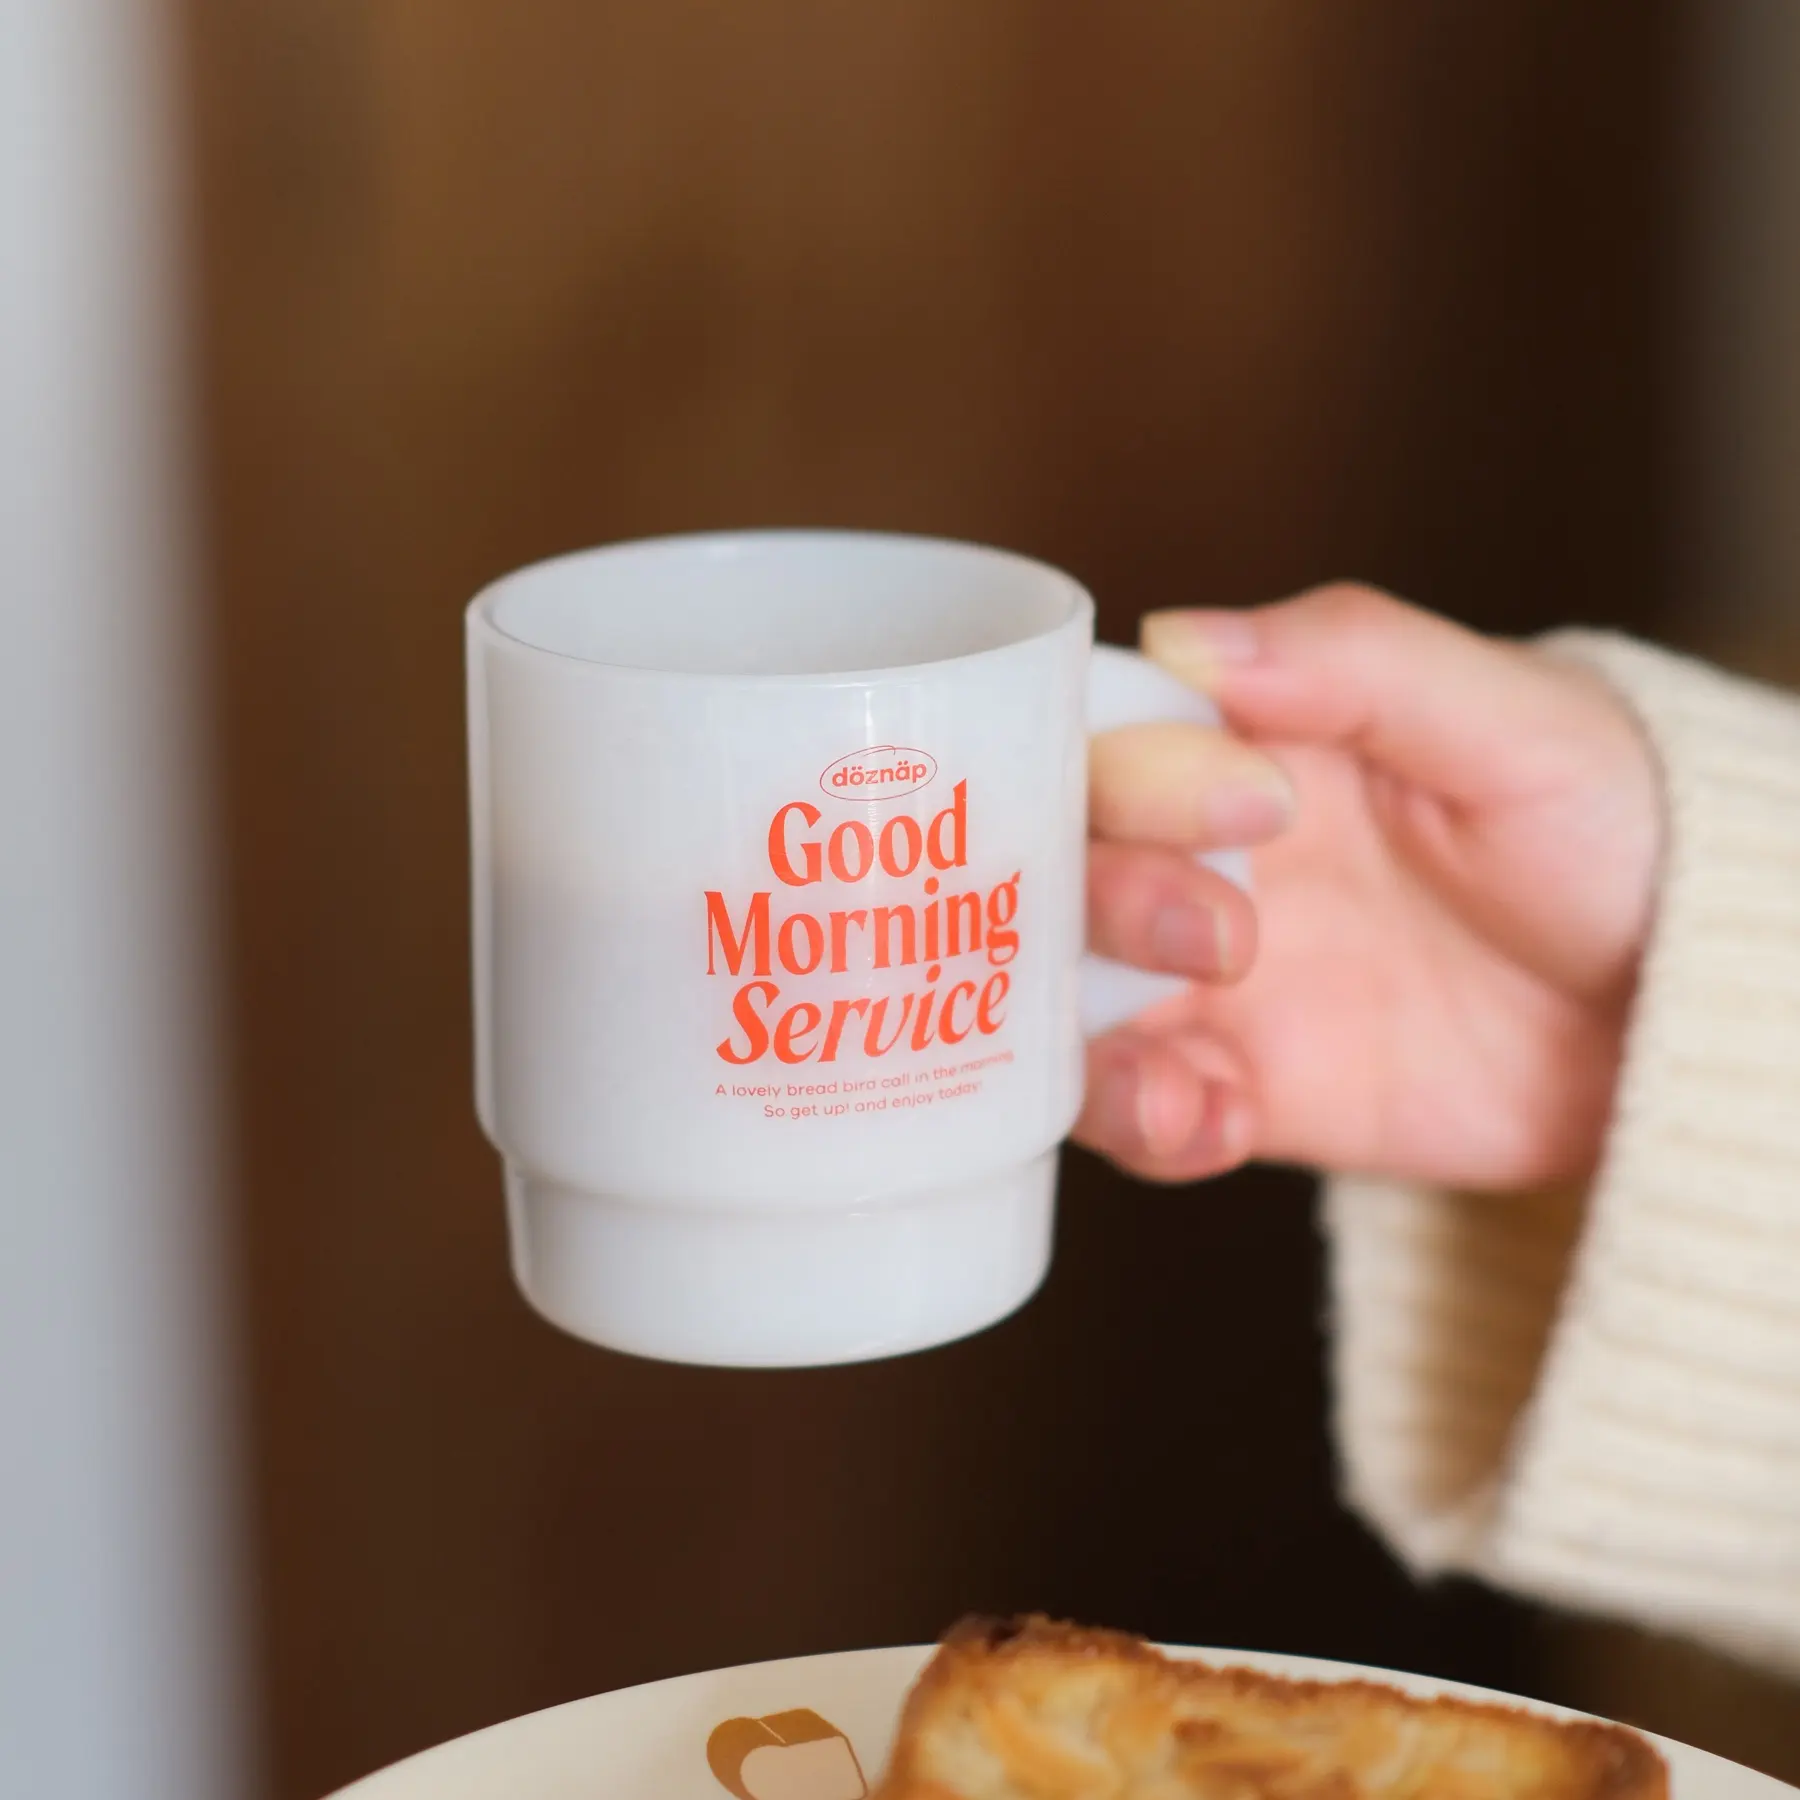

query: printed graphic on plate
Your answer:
[707,1709,868,1800]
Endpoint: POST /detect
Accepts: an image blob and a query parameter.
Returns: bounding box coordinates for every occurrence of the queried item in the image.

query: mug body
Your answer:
[467,532,1093,1363]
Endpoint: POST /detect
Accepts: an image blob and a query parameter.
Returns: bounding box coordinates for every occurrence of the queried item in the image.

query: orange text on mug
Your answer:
[819,744,937,798]
[707,1710,868,1800]
[704,777,1020,1067]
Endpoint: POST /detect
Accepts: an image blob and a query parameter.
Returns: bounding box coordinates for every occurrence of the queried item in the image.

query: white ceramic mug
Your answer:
[467,531,1242,1367]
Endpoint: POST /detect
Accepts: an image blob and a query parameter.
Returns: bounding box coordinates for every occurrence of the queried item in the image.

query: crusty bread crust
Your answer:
[874,1617,1668,1800]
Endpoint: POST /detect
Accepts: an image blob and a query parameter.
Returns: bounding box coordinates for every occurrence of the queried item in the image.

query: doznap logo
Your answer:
[820,745,937,800]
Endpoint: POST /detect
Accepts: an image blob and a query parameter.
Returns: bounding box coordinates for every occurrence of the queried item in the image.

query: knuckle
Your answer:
[1291,580,1402,637]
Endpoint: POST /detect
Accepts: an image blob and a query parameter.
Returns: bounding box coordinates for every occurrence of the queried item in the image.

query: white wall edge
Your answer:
[0,1,250,1795]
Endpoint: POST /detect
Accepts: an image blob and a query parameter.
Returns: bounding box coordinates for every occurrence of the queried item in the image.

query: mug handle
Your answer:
[1080,643,1252,1036]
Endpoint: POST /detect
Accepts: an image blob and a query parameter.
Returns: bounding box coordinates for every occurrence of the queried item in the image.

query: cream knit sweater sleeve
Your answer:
[1323,631,1800,1675]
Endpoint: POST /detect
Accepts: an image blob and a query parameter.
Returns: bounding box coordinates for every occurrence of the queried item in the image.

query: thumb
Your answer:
[1141,584,1605,803]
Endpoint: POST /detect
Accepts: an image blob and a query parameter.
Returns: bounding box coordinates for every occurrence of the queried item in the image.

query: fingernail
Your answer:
[1215,1092,1254,1164]
[1091,1061,1160,1159]
[1200,751,1297,842]
[1135,1064,1203,1160]
[1141,609,1260,690]
[1204,774,1295,843]
[1149,901,1231,977]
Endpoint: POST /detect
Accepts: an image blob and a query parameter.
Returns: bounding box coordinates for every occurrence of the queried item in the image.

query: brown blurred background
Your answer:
[169,3,1800,1795]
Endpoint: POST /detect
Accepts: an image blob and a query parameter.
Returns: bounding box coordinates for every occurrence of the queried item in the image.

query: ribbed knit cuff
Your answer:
[1325,632,1800,1673]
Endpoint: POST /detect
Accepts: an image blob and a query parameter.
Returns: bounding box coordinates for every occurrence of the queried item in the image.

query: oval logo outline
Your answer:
[819,745,938,801]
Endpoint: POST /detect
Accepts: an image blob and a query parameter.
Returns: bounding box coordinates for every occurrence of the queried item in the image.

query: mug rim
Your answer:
[466,528,1096,685]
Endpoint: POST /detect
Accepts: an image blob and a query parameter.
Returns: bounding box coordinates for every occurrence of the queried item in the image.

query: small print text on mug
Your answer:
[716,1046,1016,1122]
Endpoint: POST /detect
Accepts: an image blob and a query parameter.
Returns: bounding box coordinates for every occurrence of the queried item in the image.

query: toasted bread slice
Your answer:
[873,1617,1667,1800]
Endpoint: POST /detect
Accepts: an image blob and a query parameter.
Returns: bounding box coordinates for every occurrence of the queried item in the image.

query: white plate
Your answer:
[329,1643,1797,1800]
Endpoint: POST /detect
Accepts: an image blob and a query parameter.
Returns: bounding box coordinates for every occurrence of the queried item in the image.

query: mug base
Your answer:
[503,1154,1057,1367]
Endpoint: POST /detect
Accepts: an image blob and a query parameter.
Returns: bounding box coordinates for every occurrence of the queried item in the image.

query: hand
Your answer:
[1075,584,1663,1192]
